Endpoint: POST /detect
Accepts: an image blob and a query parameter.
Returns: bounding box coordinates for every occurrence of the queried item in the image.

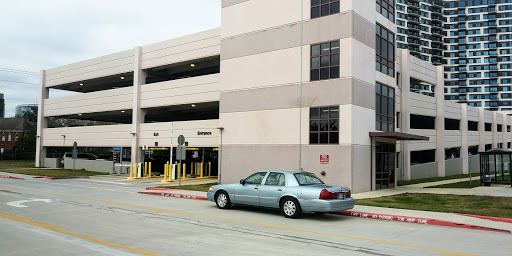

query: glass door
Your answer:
[376,142,396,189]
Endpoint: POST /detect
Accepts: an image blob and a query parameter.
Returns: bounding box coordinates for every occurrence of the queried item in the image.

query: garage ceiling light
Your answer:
[191,104,196,107]
[78,114,82,116]
[190,64,195,67]
[120,76,125,80]
[79,83,84,86]
[121,110,125,113]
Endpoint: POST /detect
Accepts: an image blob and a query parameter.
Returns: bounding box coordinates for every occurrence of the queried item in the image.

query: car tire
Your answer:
[215,191,232,209]
[280,197,302,219]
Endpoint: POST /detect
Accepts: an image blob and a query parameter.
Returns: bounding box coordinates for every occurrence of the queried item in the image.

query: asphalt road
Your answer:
[0,176,510,256]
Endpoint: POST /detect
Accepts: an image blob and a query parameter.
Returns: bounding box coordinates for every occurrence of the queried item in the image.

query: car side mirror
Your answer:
[240,179,245,185]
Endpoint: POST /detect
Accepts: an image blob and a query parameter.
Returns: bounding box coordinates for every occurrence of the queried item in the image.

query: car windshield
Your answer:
[294,172,324,185]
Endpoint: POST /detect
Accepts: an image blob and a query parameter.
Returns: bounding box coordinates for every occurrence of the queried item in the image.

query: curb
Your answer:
[138,191,208,200]
[334,211,510,234]
[451,213,512,224]
[33,176,89,180]
[0,175,24,180]
[145,187,184,191]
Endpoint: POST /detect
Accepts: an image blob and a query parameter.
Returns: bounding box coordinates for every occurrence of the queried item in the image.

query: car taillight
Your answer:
[346,190,351,198]
[208,187,214,192]
[319,189,338,199]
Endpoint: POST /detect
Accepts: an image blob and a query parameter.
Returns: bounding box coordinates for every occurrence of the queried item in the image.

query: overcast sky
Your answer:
[0,0,221,117]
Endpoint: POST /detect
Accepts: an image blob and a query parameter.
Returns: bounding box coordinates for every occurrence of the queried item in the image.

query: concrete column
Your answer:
[400,50,411,180]
[131,47,147,163]
[435,66,445,177]
[478,108,485,152]
[500,113,506,148]
[492,112,497,148]
[461,104,468,174]
[507,115,511,149]
[35,70,48,167]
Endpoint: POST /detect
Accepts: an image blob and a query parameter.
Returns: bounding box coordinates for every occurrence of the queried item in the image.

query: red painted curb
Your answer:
[34,176,56,180]
[145,187,184,191]
[334,211,510,234]
[139,191,208,200]
[451,213,512,224]
[0,175,24,180]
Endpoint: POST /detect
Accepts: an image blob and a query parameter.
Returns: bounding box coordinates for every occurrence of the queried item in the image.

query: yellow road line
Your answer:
[0,211,63,229]
[0,185,480,256]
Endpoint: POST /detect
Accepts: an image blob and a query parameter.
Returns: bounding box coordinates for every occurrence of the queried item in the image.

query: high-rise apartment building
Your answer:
[396,0,446,65]
[444,0,512,111]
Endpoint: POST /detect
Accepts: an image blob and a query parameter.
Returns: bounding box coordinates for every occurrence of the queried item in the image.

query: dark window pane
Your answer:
[382,85,388,96]
[311,69,320,81]
[330,2,340,14]
[376,121,381,131]
[320,120,329,131]
[329,132,339,144]
[310,108,319,119]
[311,57,320,68]
[321,43,330,55]
[312,44,320,57]
[330,66,339,78]
[310,133,319,144]
[330,106,339,117]
[310,120,319,131]
[320,107,329,118]
[329,119,339,131]
[331,41,339,53]
[376,95,381,113]
[311,7,320,19]
[321,0,329,3]
[320,132,329,143]
[321,5,329,16]
[330,54,339,66]
[320,68,329,79]
[320,56,329,67]
[312,0,320,5]
[376,38,381,54]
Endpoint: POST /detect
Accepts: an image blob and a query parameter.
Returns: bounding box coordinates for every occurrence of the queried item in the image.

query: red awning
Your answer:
[369,131,429,141]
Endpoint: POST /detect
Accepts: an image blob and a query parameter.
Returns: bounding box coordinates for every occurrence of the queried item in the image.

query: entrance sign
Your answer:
[320,155,329,164]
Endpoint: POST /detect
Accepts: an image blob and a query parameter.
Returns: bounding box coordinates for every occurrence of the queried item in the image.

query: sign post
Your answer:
[170,123,174,180]
[72,142,78,177]
[177,135,186,186]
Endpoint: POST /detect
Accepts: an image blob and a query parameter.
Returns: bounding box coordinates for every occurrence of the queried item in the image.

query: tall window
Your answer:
[376,24,395,77]
[311,0,340,19]
[376,82,395,132]
[310,106,339,144]
[376,0,395,22]
[311,41,340,81]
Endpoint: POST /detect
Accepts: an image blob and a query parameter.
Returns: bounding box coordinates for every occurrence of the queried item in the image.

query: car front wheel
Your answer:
[215,191,232,209]
[280,198,302,218]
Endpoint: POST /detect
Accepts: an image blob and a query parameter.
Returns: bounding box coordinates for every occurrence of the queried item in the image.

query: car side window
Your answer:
[244,172,267,185]
[265,173,285,186]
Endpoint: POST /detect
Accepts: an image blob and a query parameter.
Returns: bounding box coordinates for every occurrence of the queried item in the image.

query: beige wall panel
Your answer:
[141,74,220,108]
[142,28,220,53]
[444,102,462,120]
[142,45,220,70]
[467,108,479,121]
[468,131,479,145]
[409,56,437,85]
[376,72,396,88]
[485,133,493,143]
[301,145,354,189]
[351,145,372,193]
[347,0,376,24]
[339,105,374,146]
[220,47,304,92]
[42,125,132,147]
[409,93,436,116]
[44,87,133,117]
[221,0,308,39]
[409,129,437,151]
[222,0,250,8]
[220,109,300,145]
[342,39,376,85]
[484,112,493,123]
[46,50,133,87]
[139,120,219,148]
[444,131,463,148]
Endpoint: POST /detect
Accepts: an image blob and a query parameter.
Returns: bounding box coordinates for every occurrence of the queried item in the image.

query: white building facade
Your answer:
[36,0,512,192]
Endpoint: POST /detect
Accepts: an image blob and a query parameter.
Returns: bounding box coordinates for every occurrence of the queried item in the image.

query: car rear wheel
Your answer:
[215,191,231,209]
[280,198,302,218]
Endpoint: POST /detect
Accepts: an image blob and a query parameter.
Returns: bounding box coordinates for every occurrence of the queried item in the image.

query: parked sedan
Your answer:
[207,170,354,218]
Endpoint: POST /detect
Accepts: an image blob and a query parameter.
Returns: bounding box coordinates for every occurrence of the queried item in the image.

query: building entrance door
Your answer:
[376,142,395,189]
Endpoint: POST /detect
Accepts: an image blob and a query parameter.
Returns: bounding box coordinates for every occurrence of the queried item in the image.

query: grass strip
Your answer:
[158,182,218,192]
[398,173,480,186]
[1,168,107,177]
[0,160,35,169]
[356,193,512,219]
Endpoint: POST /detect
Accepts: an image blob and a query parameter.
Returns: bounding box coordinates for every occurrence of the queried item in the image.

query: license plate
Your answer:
[338,193,346,199]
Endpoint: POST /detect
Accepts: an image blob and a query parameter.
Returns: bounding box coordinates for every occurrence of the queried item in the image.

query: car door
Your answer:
[258,172,286,208]
[233,172,267,206]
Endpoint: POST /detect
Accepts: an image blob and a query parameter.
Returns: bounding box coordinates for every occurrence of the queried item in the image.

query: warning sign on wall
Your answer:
[320,155,329,164]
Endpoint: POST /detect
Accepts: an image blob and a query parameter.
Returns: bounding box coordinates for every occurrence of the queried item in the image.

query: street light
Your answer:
[217,127,224,184]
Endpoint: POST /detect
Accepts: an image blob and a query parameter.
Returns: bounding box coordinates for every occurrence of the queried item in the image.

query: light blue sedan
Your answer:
[207,170,354,218]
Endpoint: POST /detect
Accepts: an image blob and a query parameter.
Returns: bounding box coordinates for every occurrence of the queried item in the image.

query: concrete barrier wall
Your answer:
[445,158,463,176]
[44,158,61,168]
[64,158,112,173]
[469,155,480,174]
[410,162,438,180]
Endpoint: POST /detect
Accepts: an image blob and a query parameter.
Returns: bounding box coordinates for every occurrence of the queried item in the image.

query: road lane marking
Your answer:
[6,199,52,208]
[0,211,63,229]
[0,211,161,256]
[0,185,481,256]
